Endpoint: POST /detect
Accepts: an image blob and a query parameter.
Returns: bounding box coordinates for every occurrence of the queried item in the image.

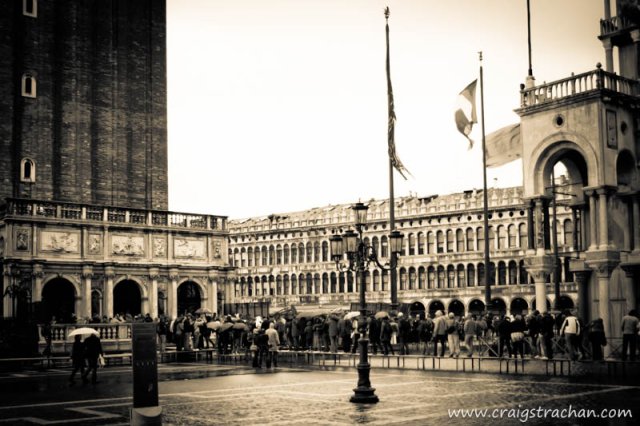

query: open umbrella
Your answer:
[344,311,360,320]
[232,322,248,330]
[68,327,99,339]
[218,323,233,333]
[195,308,212,315]
[297,310,330,319]
[374,311,390,319]
[206,321,221,330]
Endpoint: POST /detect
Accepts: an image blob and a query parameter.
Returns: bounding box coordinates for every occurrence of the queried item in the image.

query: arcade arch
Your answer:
[113,279,142,317]
[41,278,76,322]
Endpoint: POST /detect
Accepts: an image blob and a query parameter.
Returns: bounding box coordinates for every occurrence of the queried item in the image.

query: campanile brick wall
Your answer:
[0,0,168,210]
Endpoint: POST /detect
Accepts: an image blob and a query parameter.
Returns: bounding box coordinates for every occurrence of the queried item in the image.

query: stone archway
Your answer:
[468,299,485,315]
[490,297,507,315]
[42,278,76,323]
[113,280,142,317]
[510,297,529,316]
[428,300,445,318]
[177,281,202,315]
[409,301,426,318]
[448,299,465,317]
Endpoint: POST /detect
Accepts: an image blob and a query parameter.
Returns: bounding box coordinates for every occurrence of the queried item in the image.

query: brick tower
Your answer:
[0,0,168,210]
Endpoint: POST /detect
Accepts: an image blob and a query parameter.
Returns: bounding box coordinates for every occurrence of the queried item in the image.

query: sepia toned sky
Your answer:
[166,0,605,219]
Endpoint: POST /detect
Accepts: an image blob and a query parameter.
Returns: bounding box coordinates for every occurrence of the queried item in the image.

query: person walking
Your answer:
[68,335,85,385]
[156,316,168,353]
[540,311,555,360]
[368,315,381,355]
[81,333,103,385]
[463,315,477,357]
[621,310,639,361]
[445,313,460,357]
[418,314,433,355]
[397,313,411,355]
[560,310,581,361]
[265,323,280,368]
[433,310,447,357]
[328,315,339,353]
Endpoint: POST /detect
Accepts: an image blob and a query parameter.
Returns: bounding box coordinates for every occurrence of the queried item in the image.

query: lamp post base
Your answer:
[349,338,379,404]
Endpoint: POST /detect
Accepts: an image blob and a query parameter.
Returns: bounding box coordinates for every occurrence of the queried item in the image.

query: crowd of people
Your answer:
[148,308,640,363]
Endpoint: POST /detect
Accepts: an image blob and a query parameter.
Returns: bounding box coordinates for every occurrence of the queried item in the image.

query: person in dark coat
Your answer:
[328,316,340,353]
[397,313,411,355]
[341,319,352,353]
[68,335,85,385]
[588,318,606,361]
[510,315,527,359]
[368,316,381,355]
[81,333,103,384]
[380,317,394,355]
[497,315,513,358]
[540,311,555,360]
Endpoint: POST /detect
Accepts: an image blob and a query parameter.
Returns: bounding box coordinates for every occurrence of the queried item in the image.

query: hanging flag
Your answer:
[454,79,478,149]
[386,7,411,180]
[486,123,522,168]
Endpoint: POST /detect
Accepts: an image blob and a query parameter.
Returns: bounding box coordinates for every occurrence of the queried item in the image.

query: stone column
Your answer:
[633,195,640,252]
[104,266,115,318]
[621,266,638,315]
[32,264,44,303]
[168,270,179,319]
[589,261,618,357]
[208,272,218,316]
[597,188,611,250]
[573,270,590,323]
[586,190,598,250]
[149,268,159,319]
[2,268,13,318]
[525,256,554,314]
[81,265,93,320]
[602,38,614,73]
[533,198,548,254]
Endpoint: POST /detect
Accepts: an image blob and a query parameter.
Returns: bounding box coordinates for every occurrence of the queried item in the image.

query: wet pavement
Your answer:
[0,361,638,425]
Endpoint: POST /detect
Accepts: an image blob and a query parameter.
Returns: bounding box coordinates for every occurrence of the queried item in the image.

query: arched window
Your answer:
[466,228,475,251]
[408,233,416,256]
[507,224,517,248]
[478,263,485,286]
[298,243,305,263]
[497,225,506,249]
[447,265,455,288]
[518,223,528,249]
[498,261,507,285]
[22,74,36,97]
[408,268,416,289]
[456,229,464,252]
[255,247,261,266]
[519,260,529,284]
[418,266,426,289]
[372,237,379,255]
[268,245,275,265]
[437,265,445,288]
[417,232,425,255]
[276,245,282,265]
[322,241,329,262]
[508,260,518,284]
[381,236,388,258]
[20,158,36,182]
[240,247,246,267]
[457,264,465,288]
[399,268,407,290]
[427,232,435,254]
[314,242,320,262]
[446,230,454,253]
[261,247,268,265]
[477,227,484,252]
[382,270,389,291]
[427,266,435,289]
[467,264,475,287]
[373,270,380,292]
[283,244,289,264]
[247,247,253,266]
[488,226,495,250]
[306,243,312,263]
[436,231,444,253]
[291,244,297,264]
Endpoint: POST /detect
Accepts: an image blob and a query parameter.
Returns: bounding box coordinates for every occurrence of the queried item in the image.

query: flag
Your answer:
[455,79,478,149]
[486,123,522,168]
[386,7,410,180]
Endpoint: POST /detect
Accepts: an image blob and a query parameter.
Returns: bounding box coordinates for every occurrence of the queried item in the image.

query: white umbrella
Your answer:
[344,312,360,320]
[68,327,99,339]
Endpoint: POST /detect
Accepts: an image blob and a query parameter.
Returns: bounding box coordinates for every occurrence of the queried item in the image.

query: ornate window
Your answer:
[466,228,475,251]
[417,232,425,255]
[20,158,36,183]
[456,229,464,252]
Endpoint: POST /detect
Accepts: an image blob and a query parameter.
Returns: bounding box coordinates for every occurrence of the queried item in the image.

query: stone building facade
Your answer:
[0,0,231,322]
[227,187,579,318]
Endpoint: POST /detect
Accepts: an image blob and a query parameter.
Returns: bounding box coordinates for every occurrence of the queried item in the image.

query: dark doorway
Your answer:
[178,281,201,315]
[42,278,75,323]
[113,280,141,317]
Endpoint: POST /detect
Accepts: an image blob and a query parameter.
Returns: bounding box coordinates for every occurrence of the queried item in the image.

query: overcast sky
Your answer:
[166,0,605,219]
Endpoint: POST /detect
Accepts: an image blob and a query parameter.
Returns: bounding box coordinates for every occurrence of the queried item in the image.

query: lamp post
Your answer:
[330,202,403,404]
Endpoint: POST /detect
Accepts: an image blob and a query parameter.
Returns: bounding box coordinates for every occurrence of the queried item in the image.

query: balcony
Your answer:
[600,15,635,38]
[2,198,227,231]
[519,67,640,110]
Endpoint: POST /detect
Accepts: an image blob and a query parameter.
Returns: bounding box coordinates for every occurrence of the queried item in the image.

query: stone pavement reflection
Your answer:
[0,363,638,425]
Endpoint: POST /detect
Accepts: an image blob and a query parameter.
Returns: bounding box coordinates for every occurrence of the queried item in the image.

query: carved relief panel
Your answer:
[40,231,80,253]
[111,235,145,256]
[174,237,205,259]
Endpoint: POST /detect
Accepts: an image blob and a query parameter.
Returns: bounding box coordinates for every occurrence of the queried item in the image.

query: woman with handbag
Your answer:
[510,315,527,359]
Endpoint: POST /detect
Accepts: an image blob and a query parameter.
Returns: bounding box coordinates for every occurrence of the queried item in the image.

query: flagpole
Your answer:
[385,8,398,313]
[479,52,491,310]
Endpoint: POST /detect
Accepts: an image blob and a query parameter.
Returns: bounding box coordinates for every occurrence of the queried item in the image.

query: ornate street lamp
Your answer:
[330,202,403,404]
